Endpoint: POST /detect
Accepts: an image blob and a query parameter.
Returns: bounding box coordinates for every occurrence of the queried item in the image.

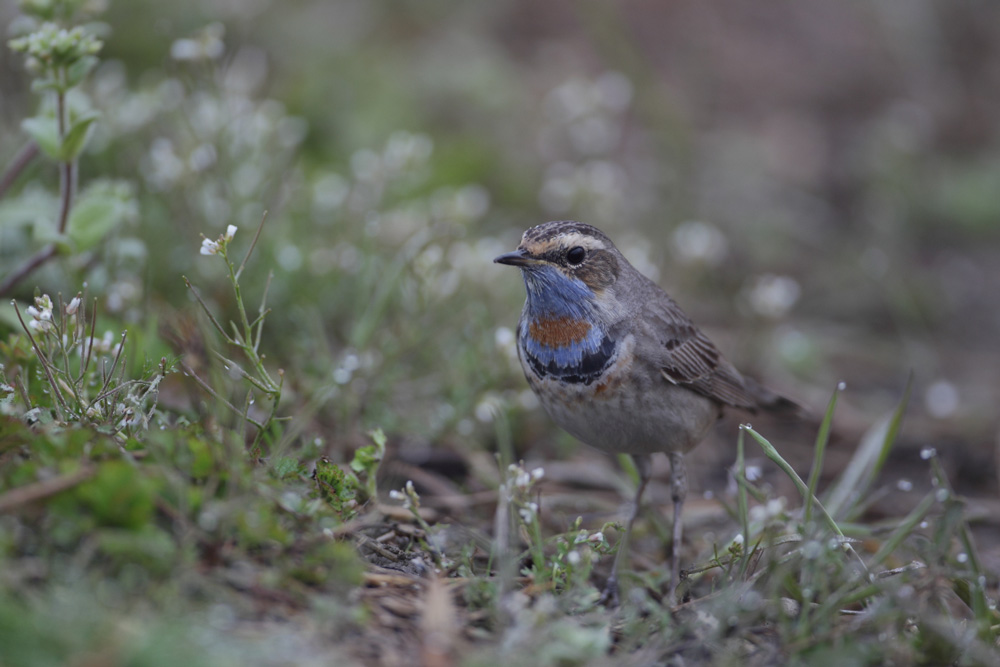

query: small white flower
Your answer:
[388,490,405,500]
[531,467,545,481]
[66,296,81,315]
[224,224,237,241]
[588,532,604,544]
[25,295,55,332]
[733,533,745,546]
[566,550,581,566]
[27,295,53,321]
[200,238,220,255]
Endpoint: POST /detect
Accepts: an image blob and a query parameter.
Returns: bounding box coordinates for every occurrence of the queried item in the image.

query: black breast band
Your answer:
[524,335,617,385]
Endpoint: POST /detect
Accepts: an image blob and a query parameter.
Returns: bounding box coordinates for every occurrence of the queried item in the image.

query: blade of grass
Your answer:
[741,425,868,575]
[741,425,843,538]
[867,491,936,569]
[825,375,912,521]
[804,382,844,526]
[735,427,751,578]
[810,493,936,625]
[929,458,1000,642]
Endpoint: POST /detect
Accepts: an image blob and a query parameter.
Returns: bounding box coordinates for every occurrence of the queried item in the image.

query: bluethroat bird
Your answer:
[495,220,798,605]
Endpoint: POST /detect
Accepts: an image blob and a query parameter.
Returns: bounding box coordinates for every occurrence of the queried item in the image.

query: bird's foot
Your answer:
[599,575,620,608]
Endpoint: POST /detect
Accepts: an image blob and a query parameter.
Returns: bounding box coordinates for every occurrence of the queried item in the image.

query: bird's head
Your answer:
[494,221,623,316]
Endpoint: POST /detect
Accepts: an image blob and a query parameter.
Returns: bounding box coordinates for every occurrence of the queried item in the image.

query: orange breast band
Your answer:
[527,316,592,347]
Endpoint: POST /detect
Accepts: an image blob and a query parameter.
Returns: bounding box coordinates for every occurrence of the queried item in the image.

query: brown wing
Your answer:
[641,297,759,411]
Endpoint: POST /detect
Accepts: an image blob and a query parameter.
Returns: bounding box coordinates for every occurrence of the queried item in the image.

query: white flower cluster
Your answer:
[504,463,545,526]
[388,480,419,511]
[26,294,54,332]
[200,224,237,255]
[510,464,545,490]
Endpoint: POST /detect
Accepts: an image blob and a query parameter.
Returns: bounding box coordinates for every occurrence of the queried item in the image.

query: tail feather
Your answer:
[743,376,808,419]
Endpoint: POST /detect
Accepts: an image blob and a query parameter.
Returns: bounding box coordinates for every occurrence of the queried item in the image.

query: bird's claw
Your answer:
[599,576,621,608]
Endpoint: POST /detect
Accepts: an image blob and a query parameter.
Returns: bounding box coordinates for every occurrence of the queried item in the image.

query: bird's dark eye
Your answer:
[566,246,586,265]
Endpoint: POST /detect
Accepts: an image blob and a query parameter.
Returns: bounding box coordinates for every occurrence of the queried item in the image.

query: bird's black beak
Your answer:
[493,248,534,267]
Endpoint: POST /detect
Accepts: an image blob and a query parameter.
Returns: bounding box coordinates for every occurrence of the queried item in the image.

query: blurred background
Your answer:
[2,0,998,560]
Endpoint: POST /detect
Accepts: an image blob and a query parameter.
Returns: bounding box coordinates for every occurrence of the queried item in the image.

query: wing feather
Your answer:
[641,297,758,411]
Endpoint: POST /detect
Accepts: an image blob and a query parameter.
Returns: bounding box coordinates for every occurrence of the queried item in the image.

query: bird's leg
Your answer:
[601,454,652,607]
[668,451,687,604]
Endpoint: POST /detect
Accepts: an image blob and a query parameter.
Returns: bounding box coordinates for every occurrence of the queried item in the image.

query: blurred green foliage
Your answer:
[1,0,999,664]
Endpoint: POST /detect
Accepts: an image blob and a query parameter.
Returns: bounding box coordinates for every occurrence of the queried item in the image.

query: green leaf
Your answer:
[272,456,304,479]
[66,180,136,252]
[348,444,381,475]
[73,461,157,530]
[66,54,99,87]
[21,116,61,160]
[312,457,359,518]
[59,110,99,161]
[30,76,64,93]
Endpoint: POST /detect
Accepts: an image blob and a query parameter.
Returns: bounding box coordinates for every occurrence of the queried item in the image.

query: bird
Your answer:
[494,220,799,605]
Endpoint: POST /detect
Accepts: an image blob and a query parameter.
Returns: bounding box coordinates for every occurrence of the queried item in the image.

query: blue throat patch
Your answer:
[519,266,617,385]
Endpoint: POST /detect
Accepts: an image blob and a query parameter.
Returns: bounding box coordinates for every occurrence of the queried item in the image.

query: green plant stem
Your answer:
[224,249,277,394]
[0,88,77,298]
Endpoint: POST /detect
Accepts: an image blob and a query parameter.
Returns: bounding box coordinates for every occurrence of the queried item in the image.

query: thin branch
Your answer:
[212,351,271,392]
[0,244,57,297]
[90,378,145,406]
[253,270,273,353]
[179,361,266,430]
[79,297,99,382]
[183,277,233,343]
[95,331,128,400]
[11,300,68,420]
[0,95,77,298]
[57,161,73,234]
[0,141,40,200]
[236,209,268,280]
[0,464,97,513]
